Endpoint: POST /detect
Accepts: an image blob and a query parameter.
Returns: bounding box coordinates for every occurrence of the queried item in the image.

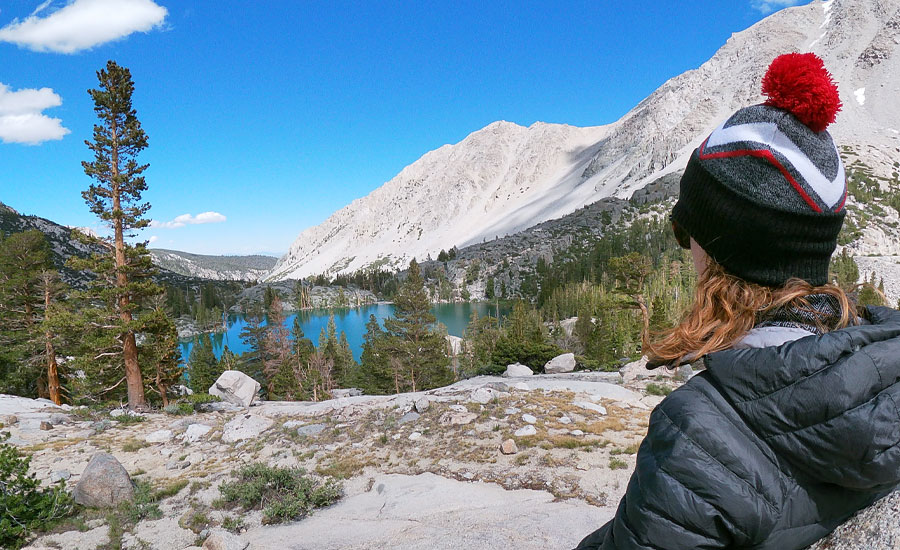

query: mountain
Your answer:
[269,0,900,282]
[0,201,109,287]
[148,249,277,281]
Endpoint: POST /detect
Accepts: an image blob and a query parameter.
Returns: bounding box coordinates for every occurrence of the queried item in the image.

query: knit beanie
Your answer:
[671,53,846,287]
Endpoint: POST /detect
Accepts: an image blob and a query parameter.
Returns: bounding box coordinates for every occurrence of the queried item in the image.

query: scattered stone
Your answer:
[398,411,420,425]
[221,414,274,443]
[559,416,572,425]
[73,453,134,508]
[449,404,468,413]
[588,384,643,404]
[414,397,431,413]
[620,356,651,383]
[48,413,71,425]
[332,388,363,398]
[50,470,71,483]
[122,517,197,550]
[167,460,190,470]
[408,432,422,441]
[469,387,499,404]
[570,430,585,436]
[145,429,174,443]
[202,528,249,550]
[503,363,534,377]
[282,420,305,429]
[514,425,537,437]
[512,382,530,391]
[109,408,127,418]
[296,423,327,437]
[173,384,194,396]
[573,401,608,415]
[209,370,260,408]
[39,421,53,430]
[160,448,175,458]
[504,407,520,415]
[0,414,17,425]
[522,414,537,424]
[544,353,576,374]
[500,439,519,455]
[439,411,478,426]
[181,423,213,443]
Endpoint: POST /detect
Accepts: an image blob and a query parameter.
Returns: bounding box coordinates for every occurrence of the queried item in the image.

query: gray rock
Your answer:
[332,388,363,398]
[39,421,53,430]
[514,425,537,437]
[544,353,576,374]
[522,414,537,424]
[439,411,477,426]
[808,490,900,550]
[202,528,249,550]
[512,382,530,391]
[677,364,694,381]
[0,414,17,425]
[570,429,585,436]
[414,397,431,413]
[73,453,134,508]
[559,416,572,425]
[296,423,327,437]
[48,413,71,425]
[222,414,274,443]
[209,370,260,408]
[502,363,534,377]
[398,411,420,425]
[470,387,500,404]
[573,401,607,415]
[166,460,190,470]
[49,470,71,483]
[181,423,213,443]
[408,431,422,441]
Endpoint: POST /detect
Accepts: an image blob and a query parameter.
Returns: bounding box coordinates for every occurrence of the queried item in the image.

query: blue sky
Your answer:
[0,0,808,255]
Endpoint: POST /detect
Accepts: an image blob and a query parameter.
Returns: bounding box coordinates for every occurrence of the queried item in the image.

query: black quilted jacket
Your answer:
[576,306,900,550]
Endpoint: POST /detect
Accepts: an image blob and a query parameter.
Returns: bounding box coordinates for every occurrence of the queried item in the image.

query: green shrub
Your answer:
[0,434,73,549]
[609,457,628,470]
[164,402,194,416]
[645,383,673,396]
[217,463,342,525]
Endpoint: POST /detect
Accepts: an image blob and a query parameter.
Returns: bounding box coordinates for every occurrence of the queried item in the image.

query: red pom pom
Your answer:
[762,53,842,133]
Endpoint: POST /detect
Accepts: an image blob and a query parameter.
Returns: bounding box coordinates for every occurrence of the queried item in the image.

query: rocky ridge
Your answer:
[149,249,278,282]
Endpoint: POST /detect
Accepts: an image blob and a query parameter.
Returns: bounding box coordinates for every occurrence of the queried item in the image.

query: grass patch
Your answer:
[609,457,628,470]
[221,515,245,532]
[610,444,640,456]
[315,456,371,480]
[217,463,342,525]
[121,439,150,453]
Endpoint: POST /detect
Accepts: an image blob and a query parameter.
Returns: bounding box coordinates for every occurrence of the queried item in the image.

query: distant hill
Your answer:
[149,249,277,281]
[0,201,199,287]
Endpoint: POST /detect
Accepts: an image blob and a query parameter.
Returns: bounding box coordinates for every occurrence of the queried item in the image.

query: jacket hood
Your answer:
[704,306,900,490]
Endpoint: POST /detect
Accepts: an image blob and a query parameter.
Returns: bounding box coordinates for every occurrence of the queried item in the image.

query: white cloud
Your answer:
[0,83,69,145]
[751,0,807,14]
[151,212,227,229]
[0,0,168,54]
[147,235,158,244]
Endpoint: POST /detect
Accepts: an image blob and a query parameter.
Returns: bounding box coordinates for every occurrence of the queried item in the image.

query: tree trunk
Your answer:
[111,127,146,410]
[44,282,61,405]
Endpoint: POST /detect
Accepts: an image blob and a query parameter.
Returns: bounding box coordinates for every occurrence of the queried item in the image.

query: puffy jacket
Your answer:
[576,306,900,550]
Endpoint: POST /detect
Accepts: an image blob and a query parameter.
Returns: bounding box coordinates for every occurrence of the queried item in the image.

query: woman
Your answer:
[575,53,900,550]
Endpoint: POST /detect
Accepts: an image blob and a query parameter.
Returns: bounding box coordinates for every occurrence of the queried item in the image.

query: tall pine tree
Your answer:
[80,60,154,409]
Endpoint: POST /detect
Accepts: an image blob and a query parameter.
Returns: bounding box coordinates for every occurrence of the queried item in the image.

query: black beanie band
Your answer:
[672,152,845,287]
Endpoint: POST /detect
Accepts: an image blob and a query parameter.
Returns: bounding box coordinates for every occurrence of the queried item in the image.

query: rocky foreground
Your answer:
[3,363,897,550]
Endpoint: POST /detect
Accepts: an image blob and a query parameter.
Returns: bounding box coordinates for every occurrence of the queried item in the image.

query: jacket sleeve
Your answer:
[576,378,782,550]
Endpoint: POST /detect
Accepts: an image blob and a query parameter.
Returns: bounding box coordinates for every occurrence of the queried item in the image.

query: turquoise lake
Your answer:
[178,301,509,363]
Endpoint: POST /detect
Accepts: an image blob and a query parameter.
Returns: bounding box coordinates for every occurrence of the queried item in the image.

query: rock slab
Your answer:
[544,353,576,374]
[209,370,260,408]
[202,528,249,550]
[73,453,134,508]
[222,414,274,443]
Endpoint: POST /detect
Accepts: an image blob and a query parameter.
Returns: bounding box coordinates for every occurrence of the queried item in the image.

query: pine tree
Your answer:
[238,305,267,386]
[187,335,219,394]
[0,231,64,401]
[261,296,298,399]
[358,314,393,394]
[80,60,155,409]
[383,259,452,392]
[140,306,181,406]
